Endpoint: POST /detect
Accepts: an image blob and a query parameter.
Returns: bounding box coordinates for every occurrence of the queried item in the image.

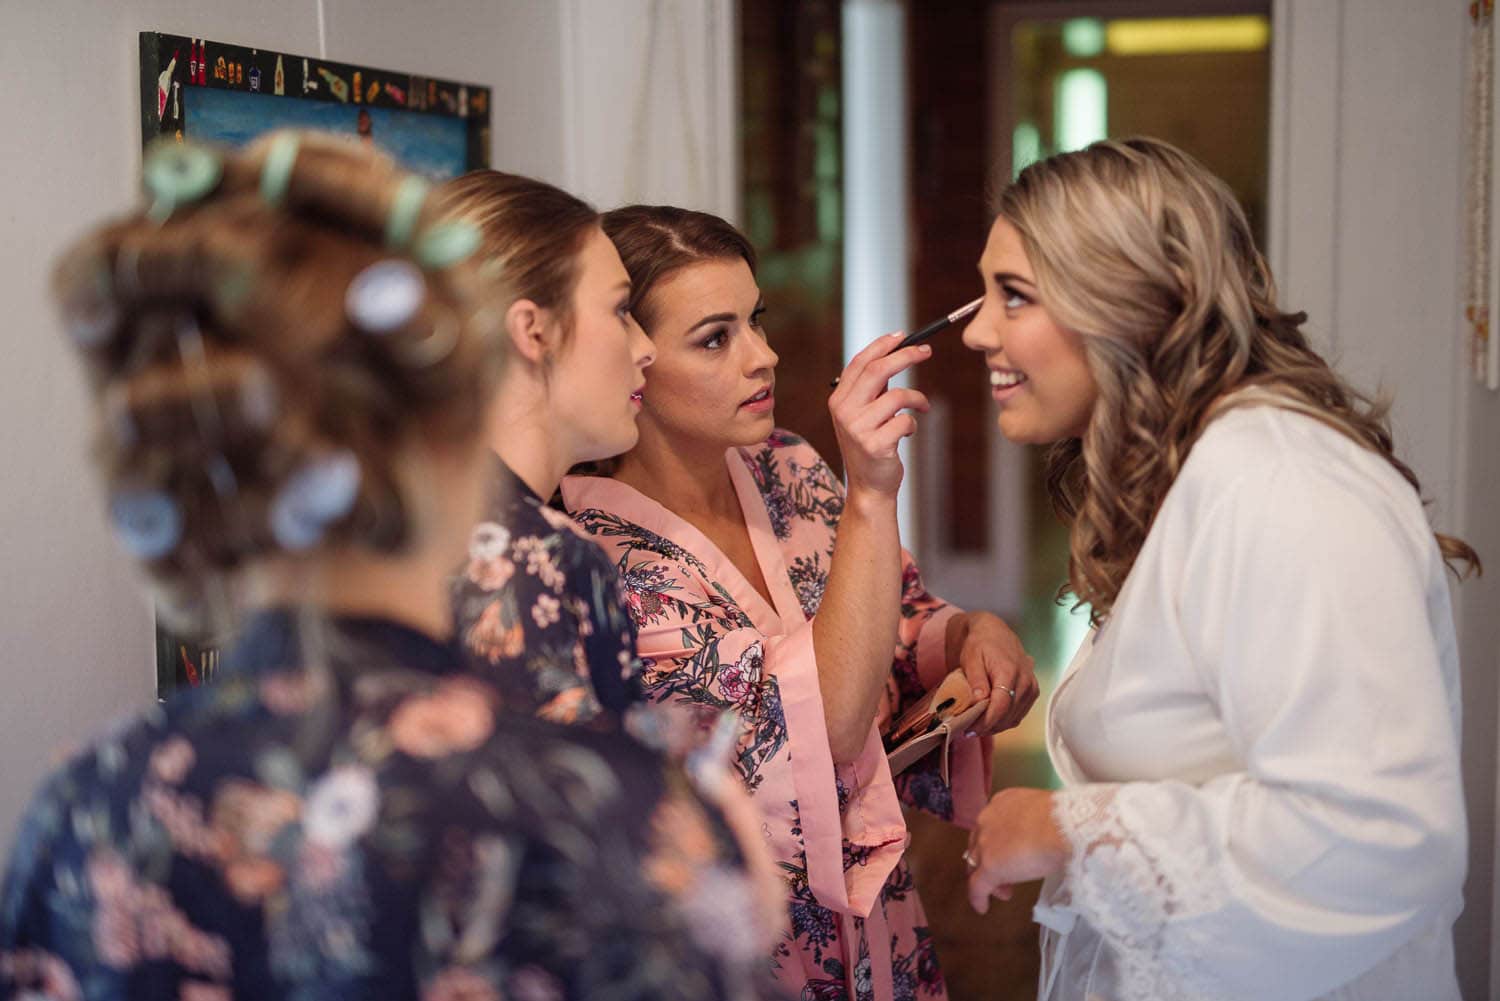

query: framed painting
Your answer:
[140,31,490,174]
[139,32,491,697]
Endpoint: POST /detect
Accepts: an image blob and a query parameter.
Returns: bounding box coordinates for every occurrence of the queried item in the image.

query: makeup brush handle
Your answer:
[893,314,952,351]
[830,319,948,387]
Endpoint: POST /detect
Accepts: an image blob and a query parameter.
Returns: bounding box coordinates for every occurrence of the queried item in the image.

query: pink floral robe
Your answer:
[562,429,990,1001]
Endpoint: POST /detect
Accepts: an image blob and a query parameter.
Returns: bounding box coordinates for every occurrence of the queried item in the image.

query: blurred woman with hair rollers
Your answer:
[0,131,780,1000]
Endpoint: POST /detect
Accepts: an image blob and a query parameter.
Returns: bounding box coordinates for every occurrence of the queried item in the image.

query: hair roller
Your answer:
[109,486,183,560]
[259,132,300,207]
[268,449,362,551]
[142,141,224,222]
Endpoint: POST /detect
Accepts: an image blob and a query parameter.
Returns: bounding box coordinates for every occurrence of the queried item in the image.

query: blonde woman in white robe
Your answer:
[957,137,1481,1001]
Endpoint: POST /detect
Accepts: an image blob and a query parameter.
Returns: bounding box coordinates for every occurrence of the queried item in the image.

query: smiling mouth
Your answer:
[990,370,1027,389]
[742,387,773,406]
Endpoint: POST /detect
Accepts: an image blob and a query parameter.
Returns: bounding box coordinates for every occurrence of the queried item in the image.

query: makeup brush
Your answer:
[830,296,983,388]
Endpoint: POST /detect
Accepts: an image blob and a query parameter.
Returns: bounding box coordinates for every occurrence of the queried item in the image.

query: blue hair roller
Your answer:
[65,300,120,349]
[110,488,183,560]
[269,450,362,551]
[345,260,426,334]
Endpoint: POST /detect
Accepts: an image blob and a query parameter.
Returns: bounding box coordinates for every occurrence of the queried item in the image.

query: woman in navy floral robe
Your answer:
[436,172,656,730]
[1,133,782,1001]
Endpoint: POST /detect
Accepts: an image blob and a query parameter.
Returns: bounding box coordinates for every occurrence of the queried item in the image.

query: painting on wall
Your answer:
[141,32,490,176]
[139,32,492,697]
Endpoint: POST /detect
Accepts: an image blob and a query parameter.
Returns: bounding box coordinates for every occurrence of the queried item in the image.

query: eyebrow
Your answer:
[686,312,737,333]
[990,270,1036,286]
[684,295,767,334]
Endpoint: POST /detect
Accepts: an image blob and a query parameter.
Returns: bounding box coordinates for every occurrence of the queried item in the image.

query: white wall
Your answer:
[1270,2,1500,997]
[556,0,739,220]
[1270,0,1466,516]
[320,0,567,183]
[0,0,571,847]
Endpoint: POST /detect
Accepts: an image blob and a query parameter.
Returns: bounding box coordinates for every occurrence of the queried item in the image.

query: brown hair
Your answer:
[600,205,756,332]
[997,137,1480,625]
[52,130,504,626]
[434,170,599,345]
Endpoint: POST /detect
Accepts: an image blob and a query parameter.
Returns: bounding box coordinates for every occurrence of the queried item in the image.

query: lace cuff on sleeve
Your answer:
[1051,784,1229,1001]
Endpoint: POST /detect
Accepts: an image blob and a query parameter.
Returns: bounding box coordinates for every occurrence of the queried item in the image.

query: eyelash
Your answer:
[1000,284,1030,311]
[701,306,767,350]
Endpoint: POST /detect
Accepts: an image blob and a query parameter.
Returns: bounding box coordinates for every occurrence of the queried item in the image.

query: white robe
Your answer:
[1037,404,1466,1001]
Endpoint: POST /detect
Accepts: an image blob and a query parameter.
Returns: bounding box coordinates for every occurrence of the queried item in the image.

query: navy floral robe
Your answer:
[451,457,644,729]
[0,609,780,1000]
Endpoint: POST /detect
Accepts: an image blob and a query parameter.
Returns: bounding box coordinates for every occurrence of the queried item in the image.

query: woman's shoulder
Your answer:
[562,480,711,575]
[7,708,165,846]
[738,428,839,485]
[32,676,268,807]
[1184,404,1406,493]
[1173,403,1432,555]
[1,681,273,911]
[736,429,844,529]
[754,427,821,462]
[532,499,621,568]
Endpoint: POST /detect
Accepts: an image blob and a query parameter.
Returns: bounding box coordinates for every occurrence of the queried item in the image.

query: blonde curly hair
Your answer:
[997,137,1480,624]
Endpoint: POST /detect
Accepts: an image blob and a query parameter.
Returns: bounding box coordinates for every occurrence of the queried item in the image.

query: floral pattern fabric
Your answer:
[452,457,644,729]
[0,610,778,1001]
[562,429,991,1001]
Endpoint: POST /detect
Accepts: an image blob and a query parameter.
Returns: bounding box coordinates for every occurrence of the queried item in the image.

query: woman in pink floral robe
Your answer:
[563,205,1039,1001]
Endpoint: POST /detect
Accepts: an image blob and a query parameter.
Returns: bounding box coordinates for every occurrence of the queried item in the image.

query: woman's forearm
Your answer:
[812,486,904,762]
[816,331,935,762]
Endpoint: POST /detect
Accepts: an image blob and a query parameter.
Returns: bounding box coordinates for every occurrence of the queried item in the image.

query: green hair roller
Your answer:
[259,133,300,206]
[414,221,482,270]
[143,142,223,222]
[385,175,431,249]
